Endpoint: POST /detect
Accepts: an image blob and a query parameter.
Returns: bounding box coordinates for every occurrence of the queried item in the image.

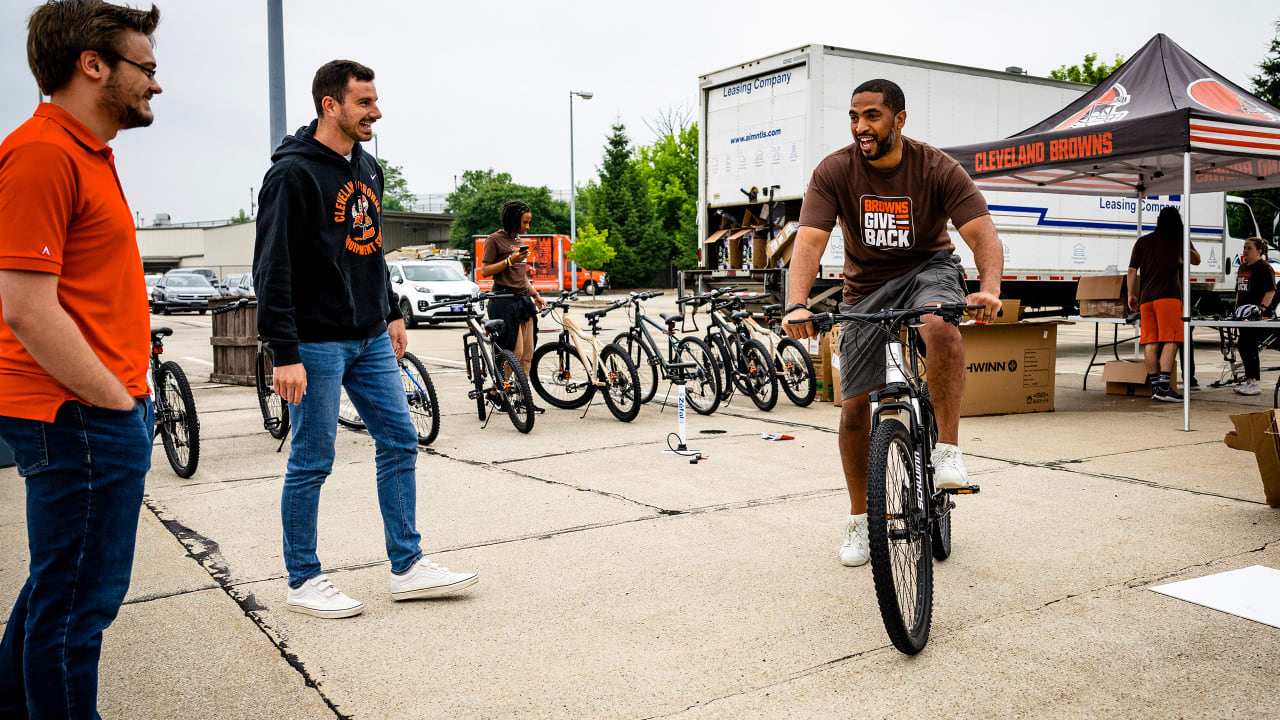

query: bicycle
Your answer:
[611,291,721,415]
[530,291,642,422]
[213,299,289,440]
[149,327,200,478]
[794,302,983,655]
[677,288,778,411]
[425,292,536,433]
[751,303,818,407]
[336,350,441,445]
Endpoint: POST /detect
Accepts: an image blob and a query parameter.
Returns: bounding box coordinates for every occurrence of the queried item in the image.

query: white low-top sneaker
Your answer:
[840,514,869,567]
[932,443,970,490]
[390,558,479,600]
[286,575,364,619]
[1234,380,1262,396]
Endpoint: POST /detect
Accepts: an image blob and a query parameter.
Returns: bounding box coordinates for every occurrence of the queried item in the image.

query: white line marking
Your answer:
[183,356,214,366]
[419,356,466,367]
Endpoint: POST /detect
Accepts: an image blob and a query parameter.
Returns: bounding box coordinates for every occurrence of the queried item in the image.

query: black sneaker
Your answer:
[1152,386,1183,402]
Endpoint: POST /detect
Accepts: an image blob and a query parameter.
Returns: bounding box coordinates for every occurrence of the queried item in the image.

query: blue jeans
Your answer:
[283,332,422,588]
[0,398,153,720]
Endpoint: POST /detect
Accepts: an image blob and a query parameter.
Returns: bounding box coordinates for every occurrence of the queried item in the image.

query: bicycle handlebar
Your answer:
[789,303,989,333]
[211,298,255,314]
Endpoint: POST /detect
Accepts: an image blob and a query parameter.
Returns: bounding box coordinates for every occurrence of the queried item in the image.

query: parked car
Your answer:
[221,273,245,296]
[145,274,162,311]
[167,267,218,287]
[387,260,480,328]
[152,272,219,314]
[228,273,254,297]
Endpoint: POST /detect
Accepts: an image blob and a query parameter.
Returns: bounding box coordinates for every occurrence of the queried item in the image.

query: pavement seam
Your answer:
[140,497,351,720]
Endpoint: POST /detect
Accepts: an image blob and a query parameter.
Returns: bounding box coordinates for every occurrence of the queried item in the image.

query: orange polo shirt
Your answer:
[0,103,150,422]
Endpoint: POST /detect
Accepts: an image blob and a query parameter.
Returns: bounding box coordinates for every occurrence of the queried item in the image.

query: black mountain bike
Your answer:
[612,291,721,415]
[214,300,289,440]
[530,291,642,422]
[425,292,535,433]
[795,302,982,655]
[149,327,200,478]
[336,350,441,445]
[677,288,778,411]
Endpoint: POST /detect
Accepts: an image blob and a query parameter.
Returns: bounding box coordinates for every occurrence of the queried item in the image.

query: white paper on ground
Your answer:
[1149,565,1280,628]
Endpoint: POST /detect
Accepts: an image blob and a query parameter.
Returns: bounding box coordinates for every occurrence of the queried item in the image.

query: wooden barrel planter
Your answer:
[209,297,257,385]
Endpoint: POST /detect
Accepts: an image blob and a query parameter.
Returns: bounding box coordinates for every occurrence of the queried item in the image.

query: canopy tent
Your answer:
[941,33,1280,430]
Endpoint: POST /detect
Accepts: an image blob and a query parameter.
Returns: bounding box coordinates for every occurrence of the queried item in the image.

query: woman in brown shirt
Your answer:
[480,201,545,383]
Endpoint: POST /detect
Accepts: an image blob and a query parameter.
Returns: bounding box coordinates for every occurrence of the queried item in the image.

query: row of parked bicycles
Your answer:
[146,288,820,478]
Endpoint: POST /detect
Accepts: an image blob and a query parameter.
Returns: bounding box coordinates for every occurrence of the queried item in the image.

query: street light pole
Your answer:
[569,90,593,294]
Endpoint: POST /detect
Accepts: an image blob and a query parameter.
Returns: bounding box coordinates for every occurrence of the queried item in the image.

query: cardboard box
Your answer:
[992,299,1023,324]
[1076,274,1128,318]
[957,321,1062,416]
[726,228,754,269]
[1224,410,1280,508]
[766,221,800,267]
[751,227,769,270]
[810,332,833,402]
[829,325,843,404]
[1101,358,1177,396]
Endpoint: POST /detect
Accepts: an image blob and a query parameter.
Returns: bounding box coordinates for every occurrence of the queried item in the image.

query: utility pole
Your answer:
[267,0,287,152]
[249,187,256,219]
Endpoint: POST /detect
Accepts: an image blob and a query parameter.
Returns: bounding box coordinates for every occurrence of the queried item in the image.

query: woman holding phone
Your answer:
[480,201,546,400]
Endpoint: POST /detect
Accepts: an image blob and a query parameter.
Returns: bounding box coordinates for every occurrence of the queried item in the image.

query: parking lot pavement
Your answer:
[0,300,1275,717]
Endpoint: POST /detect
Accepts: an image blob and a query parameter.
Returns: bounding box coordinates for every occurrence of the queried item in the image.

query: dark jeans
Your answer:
[1239,328,1263,380]
[0,399,153,720]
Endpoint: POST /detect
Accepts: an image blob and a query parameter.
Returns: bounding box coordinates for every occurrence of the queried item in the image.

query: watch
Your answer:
[785,303,808,314]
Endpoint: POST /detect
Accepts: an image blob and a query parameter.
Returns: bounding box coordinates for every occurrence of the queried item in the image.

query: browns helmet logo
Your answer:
[1187,78,1279,122]
[1053,84,1131,131]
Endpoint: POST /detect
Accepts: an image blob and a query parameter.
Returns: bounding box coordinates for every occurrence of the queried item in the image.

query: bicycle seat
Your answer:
[731,310,750,321]
[660,313,684,325]
[150,327,173,339]
[763,304,781,314]
[483,319,505,334]
[584,308,607,321]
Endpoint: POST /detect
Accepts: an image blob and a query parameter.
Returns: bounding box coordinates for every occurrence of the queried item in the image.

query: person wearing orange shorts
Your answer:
[1127,207,1200,402]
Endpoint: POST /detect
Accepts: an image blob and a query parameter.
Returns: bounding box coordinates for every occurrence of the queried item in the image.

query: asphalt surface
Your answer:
[0,293,1276,719]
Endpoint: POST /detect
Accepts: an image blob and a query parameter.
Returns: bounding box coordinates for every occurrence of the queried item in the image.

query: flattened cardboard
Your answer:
[1102,358,1177,396]
[703,229,731,246]
[1224,410,1280,508]
[957,321,1062,416]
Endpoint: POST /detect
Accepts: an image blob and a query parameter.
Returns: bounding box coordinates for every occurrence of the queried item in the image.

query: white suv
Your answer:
[387,260,481,328]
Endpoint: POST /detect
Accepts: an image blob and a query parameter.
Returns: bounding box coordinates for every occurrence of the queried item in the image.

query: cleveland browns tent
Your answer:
[942,33,1280,429]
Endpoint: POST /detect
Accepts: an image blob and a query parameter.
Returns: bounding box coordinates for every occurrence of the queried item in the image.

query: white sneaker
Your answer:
[932,443,970,490]
[390,557,479,600]
[286,575,364,619]
[1234,380,1262,396]
[839,514,869,567]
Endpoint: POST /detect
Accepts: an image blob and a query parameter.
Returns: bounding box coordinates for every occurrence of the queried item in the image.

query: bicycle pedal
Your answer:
[467,390,480,400]
[942,485,980,495]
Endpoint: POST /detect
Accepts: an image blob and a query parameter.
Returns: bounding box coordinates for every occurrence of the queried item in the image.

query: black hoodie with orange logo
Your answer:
[253,120,402,366]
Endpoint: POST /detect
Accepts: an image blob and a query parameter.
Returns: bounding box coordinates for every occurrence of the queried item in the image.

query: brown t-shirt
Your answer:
[798,136,989,303]
[481,229,532,294]
[1127,230,1184,305]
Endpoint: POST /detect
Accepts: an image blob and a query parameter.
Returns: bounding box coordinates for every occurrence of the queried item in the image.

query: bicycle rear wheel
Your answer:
[337,388,365,430]
[257,348,289,439]
[496,349,535,433]
[706,332,734,401]
[400,352,440,446]
[737,338,778,411]
[614,332,658,404]
[157,361,200,478]
[775,338,817,407]
[530,341,594,409]
[598,343,641,422]
[867,417,933,655]
[675,336,721,415]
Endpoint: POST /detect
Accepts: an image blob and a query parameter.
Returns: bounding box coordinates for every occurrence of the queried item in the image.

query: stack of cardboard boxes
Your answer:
[703,213,800,271]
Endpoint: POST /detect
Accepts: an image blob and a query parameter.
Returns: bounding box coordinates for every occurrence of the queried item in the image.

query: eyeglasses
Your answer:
[108,53,157,80]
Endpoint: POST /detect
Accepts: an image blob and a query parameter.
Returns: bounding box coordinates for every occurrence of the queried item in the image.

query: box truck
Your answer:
[691,45,1264,312]
[472,234,609,294]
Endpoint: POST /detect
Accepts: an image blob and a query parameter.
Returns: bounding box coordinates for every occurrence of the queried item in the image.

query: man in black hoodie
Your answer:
[253,60,477,619]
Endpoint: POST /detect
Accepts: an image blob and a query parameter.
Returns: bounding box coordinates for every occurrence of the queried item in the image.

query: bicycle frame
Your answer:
[625,298,695,382]
[543,305,610,386]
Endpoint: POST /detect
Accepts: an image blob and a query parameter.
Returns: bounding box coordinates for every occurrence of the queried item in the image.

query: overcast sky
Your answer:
[2,0,1277,225]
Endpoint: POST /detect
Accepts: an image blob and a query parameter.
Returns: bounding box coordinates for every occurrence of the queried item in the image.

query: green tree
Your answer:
[230,208,251,224]
[637,120,699,271]
[444,169,570,251]
[565,223,615,270]
[377,158,416,212]
[1238,19,1280,241]
[1048,52,1124,84]
[585,121,658,287]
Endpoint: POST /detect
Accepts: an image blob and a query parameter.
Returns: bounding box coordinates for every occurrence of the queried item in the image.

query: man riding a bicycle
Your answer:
[783,79,1003,568]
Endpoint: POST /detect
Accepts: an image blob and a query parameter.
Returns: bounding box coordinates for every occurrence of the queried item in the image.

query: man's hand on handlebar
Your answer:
[964,291,1002,324]
[783,307,817,339]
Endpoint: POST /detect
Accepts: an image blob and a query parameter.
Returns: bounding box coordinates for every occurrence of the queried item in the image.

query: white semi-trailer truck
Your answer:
[691,44,1263,312]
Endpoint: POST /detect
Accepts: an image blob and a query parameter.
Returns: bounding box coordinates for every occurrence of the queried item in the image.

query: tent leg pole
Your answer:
[1183,152,1192,432]
[1135,189,1143,359]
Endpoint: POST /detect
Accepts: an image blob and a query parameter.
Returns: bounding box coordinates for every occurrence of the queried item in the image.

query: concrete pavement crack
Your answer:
[140,497,350,719]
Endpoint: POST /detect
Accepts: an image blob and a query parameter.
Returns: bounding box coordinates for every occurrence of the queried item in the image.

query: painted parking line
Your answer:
[183,356,214,366]
[419,356,466,367]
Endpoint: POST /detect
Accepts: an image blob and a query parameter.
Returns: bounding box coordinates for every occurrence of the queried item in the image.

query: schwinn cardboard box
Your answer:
[1101,358,1177,396]
[1076,274,1128,318]
[957,320,1062,416]
[1224,410,1280,508]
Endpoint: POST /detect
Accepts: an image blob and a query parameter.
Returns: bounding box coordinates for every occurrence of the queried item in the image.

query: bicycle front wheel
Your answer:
[496,349,535,433]
[675,336,721,415]
[257,349,289,439]
[157,361,200,478]
[738,338,779,411]
[614,332,658,404]
[705,332,734,402]
[867,418,933,655]
[598,343,642,422]
[775,338,817,407]
[530,341,594,409]
[399,352,440,445]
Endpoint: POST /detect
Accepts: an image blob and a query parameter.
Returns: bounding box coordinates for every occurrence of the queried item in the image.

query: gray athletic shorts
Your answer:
[838,251,967,401]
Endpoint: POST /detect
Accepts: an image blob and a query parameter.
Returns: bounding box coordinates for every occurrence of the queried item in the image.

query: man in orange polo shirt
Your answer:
[0,2,161,716]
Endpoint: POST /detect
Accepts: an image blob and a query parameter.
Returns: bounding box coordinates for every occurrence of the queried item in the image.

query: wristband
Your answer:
[505,257,512,267]
[785,303,808,314]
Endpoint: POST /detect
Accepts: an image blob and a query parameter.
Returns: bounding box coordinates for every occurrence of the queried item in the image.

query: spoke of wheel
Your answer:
[885,440,919,628]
